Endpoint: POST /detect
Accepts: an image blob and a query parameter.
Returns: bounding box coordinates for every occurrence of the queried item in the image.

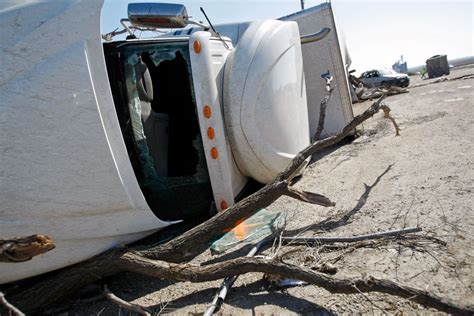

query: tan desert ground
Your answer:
[55,66,473,315]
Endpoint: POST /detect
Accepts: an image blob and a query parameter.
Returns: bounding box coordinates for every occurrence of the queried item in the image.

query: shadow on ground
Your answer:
[284,164,393,236]
[145,279,335,315]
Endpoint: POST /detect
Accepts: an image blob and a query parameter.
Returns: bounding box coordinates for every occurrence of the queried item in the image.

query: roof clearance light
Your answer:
[220,200,228,210]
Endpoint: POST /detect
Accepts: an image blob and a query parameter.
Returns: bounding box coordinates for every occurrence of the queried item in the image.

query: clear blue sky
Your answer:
[102,0,473,71]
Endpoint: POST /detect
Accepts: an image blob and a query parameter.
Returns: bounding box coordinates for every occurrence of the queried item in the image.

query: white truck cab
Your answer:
[0,1,351,283]
[104,4,311,220]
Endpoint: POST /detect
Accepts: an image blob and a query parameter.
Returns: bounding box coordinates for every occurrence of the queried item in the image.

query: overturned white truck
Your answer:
[0,1,353,283]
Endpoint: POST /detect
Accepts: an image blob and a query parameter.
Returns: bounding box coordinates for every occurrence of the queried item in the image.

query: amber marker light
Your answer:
[193,40,201,53]
[203,105,212,118]
[207,127,215,140]
[220,200,228,211]
[210,147,218,159]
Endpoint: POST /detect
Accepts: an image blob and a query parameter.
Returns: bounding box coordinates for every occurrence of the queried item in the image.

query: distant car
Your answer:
[360,69,410,88]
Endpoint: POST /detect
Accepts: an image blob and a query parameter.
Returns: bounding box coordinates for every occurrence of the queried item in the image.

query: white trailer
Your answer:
[280,3,355,137]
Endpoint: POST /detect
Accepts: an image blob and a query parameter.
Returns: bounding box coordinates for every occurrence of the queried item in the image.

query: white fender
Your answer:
[223,20,310,183]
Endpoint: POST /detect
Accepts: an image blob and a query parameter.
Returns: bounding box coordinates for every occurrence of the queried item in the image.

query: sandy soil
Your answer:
[70,66,474,315]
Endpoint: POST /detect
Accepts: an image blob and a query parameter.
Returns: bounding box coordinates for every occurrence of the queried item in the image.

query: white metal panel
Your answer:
[215,22,251,45]
[189,32,247,211]
[223,20,310,184]
[0,0,170,283]
[280,3,354,138]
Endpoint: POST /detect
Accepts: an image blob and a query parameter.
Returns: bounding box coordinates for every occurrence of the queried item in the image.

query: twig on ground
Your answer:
[353,284,387,314]
[281,227,421,244]
[278,247,306,263]
[271,231,285,259]
[156,301,170,315]
[103,285,151,316]
[380,105,401,136]
[394,244,402,281]
[0,292,25,316]
[389,198,415,230]
[204,238,267,316]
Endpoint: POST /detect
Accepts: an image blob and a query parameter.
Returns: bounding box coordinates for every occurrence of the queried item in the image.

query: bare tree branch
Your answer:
[314,87,334,141]
[284,186,336,207]
[6,250,125,313]
[103,285,151,316]
[116,254,473,315]
[0,235,55,263]
[0,292,25,316]
[282,227,421,244]
[381,104,401,136]
[204,239,267,316]
[276,94,387,182]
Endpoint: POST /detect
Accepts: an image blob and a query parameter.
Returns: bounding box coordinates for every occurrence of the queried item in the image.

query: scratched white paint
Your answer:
[0,0,171,283]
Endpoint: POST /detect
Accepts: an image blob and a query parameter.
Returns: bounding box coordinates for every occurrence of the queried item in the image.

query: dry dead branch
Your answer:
[381,104,401,136]
[204,239,267,316]
[103,285,151,316]
[313,87,334,141]
[281,227,421,244]
[357,85,408,101]
[0,235,55,263]
[0,292,24,316]
[113,254,473,314]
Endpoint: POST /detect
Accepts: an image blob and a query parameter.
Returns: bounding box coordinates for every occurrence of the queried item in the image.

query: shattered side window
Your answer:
[120,41,213,220]
[123,53,157,182]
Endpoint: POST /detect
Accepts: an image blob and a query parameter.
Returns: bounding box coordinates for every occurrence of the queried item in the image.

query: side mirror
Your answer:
[128,3,189,28]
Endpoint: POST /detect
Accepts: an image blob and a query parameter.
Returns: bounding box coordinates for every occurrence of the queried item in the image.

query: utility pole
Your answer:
[300,0,305,10]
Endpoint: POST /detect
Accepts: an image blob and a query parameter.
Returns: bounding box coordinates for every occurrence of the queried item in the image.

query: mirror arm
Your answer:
[300,27,331,45]
[186,20,209,30]
[120,19,135,37]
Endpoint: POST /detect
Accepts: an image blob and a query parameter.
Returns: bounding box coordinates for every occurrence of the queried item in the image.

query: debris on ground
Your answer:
[355,84,409,101]
[348,71,409,103]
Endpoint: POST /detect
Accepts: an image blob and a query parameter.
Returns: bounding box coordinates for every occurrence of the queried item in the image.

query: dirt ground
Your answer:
[71,66,473,315]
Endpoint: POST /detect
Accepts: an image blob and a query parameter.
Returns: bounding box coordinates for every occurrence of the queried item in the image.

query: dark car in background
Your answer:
[361,69,410,88]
